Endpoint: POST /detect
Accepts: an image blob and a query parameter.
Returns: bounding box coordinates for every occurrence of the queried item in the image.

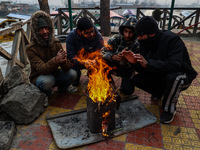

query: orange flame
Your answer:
[102,111,110,137]
[75,48,115,104]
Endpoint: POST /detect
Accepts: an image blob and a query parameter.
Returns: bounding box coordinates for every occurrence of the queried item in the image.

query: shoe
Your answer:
[66,85,78,93]
[160,111,176,124]
[151,95,162,101]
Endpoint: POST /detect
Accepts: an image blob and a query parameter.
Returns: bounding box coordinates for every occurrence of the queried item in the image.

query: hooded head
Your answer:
[119,16,137,41]
[135,16,160,48]
[31,11,54,47]
[135,16,159,36]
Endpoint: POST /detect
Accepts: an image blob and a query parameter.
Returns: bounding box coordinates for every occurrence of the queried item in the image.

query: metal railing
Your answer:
[136,7,200,36]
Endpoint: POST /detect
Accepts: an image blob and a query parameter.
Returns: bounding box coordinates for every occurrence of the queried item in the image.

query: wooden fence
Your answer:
[51,7,122,35]
[0,19,31,80]
[136,7,200,36]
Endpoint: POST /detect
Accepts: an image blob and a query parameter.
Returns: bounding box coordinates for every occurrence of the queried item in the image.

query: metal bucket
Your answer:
[87,97,115,133]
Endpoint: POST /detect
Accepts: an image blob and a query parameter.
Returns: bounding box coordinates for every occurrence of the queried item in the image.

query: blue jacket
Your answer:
[66,27,104,69]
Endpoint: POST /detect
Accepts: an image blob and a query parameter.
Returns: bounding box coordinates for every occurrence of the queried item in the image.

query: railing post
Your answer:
[68,0,73,31]
[136,8,140,20]
[193,8,200,35]
[83,9,87,17]
[6,30,22,75]
[26,22,31,41]
[168,0,175,30]
[162,8,168,30]
[0,69,3,81]
[19,29,28,65]
[58,8,62,35]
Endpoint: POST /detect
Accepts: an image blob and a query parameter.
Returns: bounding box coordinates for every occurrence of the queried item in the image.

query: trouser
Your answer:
[71,64,86,85]
[131,72,191,114]
[108,62,134,95]
[36,69,77,95]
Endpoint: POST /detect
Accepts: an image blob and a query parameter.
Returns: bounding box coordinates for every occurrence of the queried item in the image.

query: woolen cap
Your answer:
[135,16,159,35]
[38,16,48,28]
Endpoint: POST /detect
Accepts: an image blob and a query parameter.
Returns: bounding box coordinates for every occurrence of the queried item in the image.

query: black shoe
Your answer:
[151,95,162,101]
[160,111,176,124]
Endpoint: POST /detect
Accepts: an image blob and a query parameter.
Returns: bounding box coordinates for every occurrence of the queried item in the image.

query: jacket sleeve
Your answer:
[94,33,104,51]
[26,46,59,75]
[146,36,184,74]
[56,42,71,71]
[66,32,83,68]
[102,35,118,61]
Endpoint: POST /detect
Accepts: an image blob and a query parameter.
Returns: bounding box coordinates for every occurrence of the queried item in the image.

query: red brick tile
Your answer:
[50,93,81,109]
[126,135,136,143]
[127,131,136,137]
[32,126,53,139]
[135,137,144,145]
[196,129,200,139]
[87,140,125,150]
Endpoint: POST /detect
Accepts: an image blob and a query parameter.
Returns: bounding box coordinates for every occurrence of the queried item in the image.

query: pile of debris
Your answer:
[0,65,47,150]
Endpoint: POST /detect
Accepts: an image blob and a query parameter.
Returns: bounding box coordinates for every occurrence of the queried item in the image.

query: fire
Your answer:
[75,48,115,104]
[102,111,110,137]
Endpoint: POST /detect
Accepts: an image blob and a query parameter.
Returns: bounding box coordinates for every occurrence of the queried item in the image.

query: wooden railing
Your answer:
[0,19,31,80]
[51,7,121,35]
[56,8,100,35]
[136,7,200,36]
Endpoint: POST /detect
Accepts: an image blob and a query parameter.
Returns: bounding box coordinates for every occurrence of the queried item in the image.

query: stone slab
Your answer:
[47,98,157,149]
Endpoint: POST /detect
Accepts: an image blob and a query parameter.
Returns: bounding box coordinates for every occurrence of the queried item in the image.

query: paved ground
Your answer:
[10,37,200,150]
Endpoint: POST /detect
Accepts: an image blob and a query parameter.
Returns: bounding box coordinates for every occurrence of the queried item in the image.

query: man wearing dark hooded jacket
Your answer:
[66,17,104,86]
[122,16,197,123]
[26,11,77,95]
[101,16,140,95]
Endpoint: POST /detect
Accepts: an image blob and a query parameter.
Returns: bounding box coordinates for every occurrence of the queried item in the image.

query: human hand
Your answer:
[133,54,148,68]
[111,52,126,62]
[121,50,137,64]
[85,59,97,66]
[55,49,67,64]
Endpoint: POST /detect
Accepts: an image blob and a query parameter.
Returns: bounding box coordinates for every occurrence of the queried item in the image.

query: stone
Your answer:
[0,121,15,150]
[0,65,30,95]
[0,84,47,124]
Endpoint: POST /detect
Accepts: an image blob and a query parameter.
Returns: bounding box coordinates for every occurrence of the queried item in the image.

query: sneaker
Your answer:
[160,111,176,124]
[151,95,162,101]
[66,85,78,93]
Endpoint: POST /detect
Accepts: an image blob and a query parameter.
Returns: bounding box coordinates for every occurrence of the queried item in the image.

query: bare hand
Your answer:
[55,49,67,64]
[133,54,148,68]
[111,50,128,62]
[85,59,97,66]
[121,50,137,64]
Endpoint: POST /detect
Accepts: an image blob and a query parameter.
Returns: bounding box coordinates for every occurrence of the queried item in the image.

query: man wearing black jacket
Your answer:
[122,16,197,123]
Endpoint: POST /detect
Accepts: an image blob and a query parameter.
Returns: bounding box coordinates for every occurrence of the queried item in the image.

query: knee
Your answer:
[36,75,55,91]
[68,69,78,81]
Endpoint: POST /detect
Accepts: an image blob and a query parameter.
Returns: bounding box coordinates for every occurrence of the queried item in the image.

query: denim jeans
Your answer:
[36,69,77,95]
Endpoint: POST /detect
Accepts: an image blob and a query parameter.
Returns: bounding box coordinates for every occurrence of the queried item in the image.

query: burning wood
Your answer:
[75,49,118,137]
[102,111,111,137]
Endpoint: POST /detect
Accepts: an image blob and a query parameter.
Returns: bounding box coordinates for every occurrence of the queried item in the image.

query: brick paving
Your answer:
[10,37,200,150]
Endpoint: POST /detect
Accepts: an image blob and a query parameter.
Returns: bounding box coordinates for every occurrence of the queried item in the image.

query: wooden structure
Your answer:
[51,7,121,35]
[136,7,200,36]
[0,18,31,80]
